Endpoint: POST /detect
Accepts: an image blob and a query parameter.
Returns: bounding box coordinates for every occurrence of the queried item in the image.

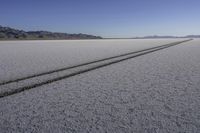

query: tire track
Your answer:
[0,39,191,86]
[0,39,192,98]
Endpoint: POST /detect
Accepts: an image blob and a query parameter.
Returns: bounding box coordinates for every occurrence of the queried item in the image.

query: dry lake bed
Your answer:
[0,39,200,132]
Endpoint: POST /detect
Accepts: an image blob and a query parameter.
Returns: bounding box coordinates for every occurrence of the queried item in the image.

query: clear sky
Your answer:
[0,0,200,37]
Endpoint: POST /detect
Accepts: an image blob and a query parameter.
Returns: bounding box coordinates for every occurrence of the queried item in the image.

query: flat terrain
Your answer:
[0,39,183,83]
[0,39,200,132]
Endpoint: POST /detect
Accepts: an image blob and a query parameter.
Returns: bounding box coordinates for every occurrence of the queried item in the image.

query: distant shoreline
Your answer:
[0,38,103,41]
[0,38,194,41]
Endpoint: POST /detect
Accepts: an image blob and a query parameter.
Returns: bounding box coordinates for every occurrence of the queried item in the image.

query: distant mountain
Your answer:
[184,35,200,38]
[1,25,199,40]
[133,35,200,39]
[0,25,102,40]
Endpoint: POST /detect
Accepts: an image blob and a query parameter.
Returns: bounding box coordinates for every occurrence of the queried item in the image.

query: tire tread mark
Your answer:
[0,39,192,98]
[0,39,191,86]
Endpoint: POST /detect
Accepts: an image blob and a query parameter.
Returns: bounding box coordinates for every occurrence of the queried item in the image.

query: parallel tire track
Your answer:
[0,39,192,98]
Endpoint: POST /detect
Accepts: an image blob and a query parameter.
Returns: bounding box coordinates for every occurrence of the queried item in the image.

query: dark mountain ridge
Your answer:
[0,25,102,40]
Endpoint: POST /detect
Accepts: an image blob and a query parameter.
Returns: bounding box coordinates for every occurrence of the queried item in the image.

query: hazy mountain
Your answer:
[0,25,102,40]
[184,35,200,38]
[133,35,200,39]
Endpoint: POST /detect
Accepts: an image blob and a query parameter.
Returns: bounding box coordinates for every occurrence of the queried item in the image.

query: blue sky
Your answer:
[0,0,200,37]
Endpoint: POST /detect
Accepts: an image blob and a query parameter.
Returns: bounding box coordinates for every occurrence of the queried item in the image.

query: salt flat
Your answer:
[0,39,183,83]
[0,39,199,132]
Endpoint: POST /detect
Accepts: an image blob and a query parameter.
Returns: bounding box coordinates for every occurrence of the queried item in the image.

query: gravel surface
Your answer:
[0,39,200,133]
[0,39,183,83]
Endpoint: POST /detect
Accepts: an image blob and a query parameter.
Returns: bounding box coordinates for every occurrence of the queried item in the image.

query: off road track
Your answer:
[0,39,192,98]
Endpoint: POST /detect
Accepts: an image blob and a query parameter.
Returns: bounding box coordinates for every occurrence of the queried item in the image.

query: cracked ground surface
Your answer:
[0,39,200,132]
[0,39,180,83]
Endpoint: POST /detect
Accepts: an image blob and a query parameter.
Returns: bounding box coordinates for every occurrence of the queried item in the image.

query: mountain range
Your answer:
[133,35,200,39]
[0,25,102,40]
[1,25,200,40]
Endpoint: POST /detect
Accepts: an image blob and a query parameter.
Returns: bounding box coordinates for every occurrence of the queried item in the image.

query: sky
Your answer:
[0,0,200,38]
